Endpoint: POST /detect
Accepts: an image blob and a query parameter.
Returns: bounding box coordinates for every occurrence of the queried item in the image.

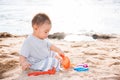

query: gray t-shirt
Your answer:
[20,35,52,64]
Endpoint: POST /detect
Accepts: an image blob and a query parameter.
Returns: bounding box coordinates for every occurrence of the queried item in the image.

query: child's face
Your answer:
[33,23,51,39]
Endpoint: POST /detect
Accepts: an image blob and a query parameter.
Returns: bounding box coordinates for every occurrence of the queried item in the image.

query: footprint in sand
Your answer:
[109,62,120,67]
[0,60,19,79]
[112,56,120,60]
[101,76,120,80]
[0,54,12,58]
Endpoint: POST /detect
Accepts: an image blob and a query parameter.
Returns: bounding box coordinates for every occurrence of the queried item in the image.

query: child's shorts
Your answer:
[30,52,60,71]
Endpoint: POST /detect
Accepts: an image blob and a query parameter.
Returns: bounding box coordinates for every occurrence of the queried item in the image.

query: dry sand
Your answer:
[0,34,120,80]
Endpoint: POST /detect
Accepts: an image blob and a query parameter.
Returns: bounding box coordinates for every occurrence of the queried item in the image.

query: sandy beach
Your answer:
[0,33,120,80]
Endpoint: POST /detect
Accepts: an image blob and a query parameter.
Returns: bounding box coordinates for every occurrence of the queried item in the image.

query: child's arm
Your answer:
[19,55,31,70]
[50,44,65,57]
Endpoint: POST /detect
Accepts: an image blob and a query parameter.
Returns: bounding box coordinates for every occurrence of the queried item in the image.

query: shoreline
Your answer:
[0,32,119,41]
[0,32,120,80]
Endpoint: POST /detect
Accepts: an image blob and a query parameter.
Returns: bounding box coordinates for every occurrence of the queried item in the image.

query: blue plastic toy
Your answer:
[74,64,89,72]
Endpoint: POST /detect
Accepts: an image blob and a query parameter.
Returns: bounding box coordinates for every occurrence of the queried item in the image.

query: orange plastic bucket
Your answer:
[61,55,70,69]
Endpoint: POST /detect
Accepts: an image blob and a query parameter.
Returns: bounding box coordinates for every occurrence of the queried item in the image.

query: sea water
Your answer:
[0,0,120,35]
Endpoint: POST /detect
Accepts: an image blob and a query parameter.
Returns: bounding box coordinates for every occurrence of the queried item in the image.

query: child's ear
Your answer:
[33,25,38,30]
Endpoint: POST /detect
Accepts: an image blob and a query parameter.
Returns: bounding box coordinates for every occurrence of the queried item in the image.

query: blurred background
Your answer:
[0,0,120,35]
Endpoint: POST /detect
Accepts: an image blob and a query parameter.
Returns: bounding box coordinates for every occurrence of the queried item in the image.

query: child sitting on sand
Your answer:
[19,13,65,71]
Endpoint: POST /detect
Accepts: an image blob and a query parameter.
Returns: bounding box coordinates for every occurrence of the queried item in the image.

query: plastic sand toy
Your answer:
[60,55,70,69]
[28,67,56,76]
[74,64,89,72]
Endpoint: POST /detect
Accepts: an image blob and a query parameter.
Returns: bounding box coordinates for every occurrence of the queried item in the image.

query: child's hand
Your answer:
[21,61,31,70]
[55,55,62,61]
[55,53,65,64]
[59,53,65,58]
[59,53,65,63]
[55,55,63,63]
